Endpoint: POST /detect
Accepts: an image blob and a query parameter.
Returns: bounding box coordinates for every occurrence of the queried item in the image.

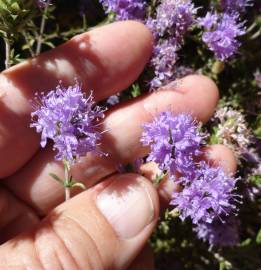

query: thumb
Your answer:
[0,173,159,270]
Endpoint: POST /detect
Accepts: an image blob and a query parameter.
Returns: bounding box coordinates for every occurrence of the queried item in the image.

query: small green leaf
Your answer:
[49,173,63,184]
[10,14,18,20]
[240,238,252,247]
[256,228,261,244]
[10,2,19,12]
[72,182,86,190]
[249,174,261,186]
[153,172,166,186]
[44,41,55,48]
[131,83,141,98]
[219,262,226,270]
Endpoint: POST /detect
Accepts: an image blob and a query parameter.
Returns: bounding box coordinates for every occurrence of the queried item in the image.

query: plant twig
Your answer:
[36,0,51,55]
[64,160,71,201]
[4,39,11,69]
[23,31,35,57]
[65,187,71,201]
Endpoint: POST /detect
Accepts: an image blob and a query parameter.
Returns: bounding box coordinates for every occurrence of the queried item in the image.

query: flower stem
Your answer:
[4,39,11,69]
[65,187,71,201]
[63,159,71,201]
[36,0,51,55]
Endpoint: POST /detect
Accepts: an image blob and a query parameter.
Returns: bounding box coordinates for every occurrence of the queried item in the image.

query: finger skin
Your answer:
[5,75,219,214]
[0,174,159,270]
[0,187,39,243]
[201,144,237,174]
[0,21,153,178]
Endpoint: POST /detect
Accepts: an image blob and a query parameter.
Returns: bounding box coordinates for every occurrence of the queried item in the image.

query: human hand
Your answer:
[0,21,237,269]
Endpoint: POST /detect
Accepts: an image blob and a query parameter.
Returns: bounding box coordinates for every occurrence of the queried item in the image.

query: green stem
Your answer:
[64,160,71,201]
[23,31,35,58]
[65,187,71,201]
[36,0,51,55]
[4,39,11,69]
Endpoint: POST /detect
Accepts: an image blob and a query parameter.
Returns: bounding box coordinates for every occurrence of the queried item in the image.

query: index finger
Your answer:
[0,21,153,178]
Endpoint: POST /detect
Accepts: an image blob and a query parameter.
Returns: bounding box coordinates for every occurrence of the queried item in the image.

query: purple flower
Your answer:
[221,0,253,13]
[198,12,245,61]
[150,39,179,89]
[141,112,204,181]
[148,0,196,88]
[99,0,146,21]
[171,161,240,224]
[107,94,120,106]
[31,83,106,163]
[142,111,241,224]
[195,216,240,248]
[36,0,51,8]
[149,0,196,42]
[198,12,218,31]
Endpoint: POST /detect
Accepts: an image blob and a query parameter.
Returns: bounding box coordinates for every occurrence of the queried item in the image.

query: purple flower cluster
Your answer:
[31,83,105,163]
[150,39,179,88]
[148,0,196,88]
[221,0,253,13]
[99,0,146,21]
[141,112,204,181]
[149,0,196,42]
[171,161,239,224]
[98,0,197,89]
[194,216,240,248]
[141,111,240,226]
[198,12,245,61]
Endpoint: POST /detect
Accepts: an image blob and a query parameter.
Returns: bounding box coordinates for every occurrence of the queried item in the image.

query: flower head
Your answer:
[100,0,146,21]
[150,0,196,42]
[198,12,245,61]
[141,111,204,180]
[142,111,241,224]
[31,83,105,163]
[148,0,196,88]
[198,12,218,31]
[150,39,179,89]
[195,216,240,248]
[213,106,251,157]
[221,0,253,13]
[171,161,240,224]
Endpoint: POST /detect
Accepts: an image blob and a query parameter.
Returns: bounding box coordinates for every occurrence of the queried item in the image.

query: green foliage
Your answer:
[0,0,35,41]
[256,229,261,245]
[131,83,141,98]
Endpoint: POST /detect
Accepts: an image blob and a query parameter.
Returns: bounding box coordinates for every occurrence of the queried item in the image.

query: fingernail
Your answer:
[96,175,155,239]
